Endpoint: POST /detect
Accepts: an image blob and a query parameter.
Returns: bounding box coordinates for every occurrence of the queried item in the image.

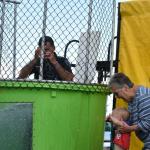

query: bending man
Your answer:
[109,73,150,150]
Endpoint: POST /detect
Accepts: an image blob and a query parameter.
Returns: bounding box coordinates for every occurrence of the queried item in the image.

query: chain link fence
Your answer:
[0,0,114,89]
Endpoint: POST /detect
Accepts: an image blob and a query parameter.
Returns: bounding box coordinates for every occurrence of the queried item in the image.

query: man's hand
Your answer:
[117,122,132,133]
[44,51,57,64]
[118,123,139,133]
[34,47,57,65]
[34,47,41,59]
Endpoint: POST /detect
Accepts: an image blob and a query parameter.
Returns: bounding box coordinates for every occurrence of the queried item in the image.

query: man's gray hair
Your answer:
[109,73,134,89]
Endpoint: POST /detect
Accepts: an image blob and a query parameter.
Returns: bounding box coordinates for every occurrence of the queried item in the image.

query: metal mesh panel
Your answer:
[0,0,114,89]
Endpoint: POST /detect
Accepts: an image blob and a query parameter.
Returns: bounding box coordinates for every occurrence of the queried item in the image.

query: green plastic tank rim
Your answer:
[0,80,110,94]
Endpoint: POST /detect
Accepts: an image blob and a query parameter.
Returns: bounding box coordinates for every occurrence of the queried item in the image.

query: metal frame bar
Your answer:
[13,2,17,78]
[0,0,21,4]
[84,0,93,83]
[39,0,48,80]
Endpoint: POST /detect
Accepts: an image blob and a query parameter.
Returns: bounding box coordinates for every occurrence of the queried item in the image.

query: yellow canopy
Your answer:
[117,0,150,149]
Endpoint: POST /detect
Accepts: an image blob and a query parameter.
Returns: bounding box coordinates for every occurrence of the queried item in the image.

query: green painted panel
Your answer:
[0,83,107,150]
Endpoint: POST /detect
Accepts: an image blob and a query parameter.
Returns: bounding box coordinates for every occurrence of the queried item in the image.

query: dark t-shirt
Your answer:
[31,54,72,80]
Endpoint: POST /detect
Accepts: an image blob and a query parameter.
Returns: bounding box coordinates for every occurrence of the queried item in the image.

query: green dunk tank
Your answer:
[0,80,109,150]
[0,0,114,149]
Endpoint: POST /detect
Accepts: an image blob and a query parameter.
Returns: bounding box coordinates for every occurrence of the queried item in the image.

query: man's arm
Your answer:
[118,123,139,133]
[53,61,74,81]
[137,95,150,133]
[18,58,37,79]
[45,51,74,81]
[18,47,41,79]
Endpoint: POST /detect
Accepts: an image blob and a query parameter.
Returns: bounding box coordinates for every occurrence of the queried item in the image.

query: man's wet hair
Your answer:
[109,73,134,89]
[38,36,54,47]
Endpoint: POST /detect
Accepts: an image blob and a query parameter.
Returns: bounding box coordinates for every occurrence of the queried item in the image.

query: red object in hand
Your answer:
[113,132,130,150]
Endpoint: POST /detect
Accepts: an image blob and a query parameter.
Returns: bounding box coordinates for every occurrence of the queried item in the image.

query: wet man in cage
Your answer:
[18,36,74,81]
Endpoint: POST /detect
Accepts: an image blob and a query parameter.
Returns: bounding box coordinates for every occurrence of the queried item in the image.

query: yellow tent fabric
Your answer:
[117,0,150,149]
